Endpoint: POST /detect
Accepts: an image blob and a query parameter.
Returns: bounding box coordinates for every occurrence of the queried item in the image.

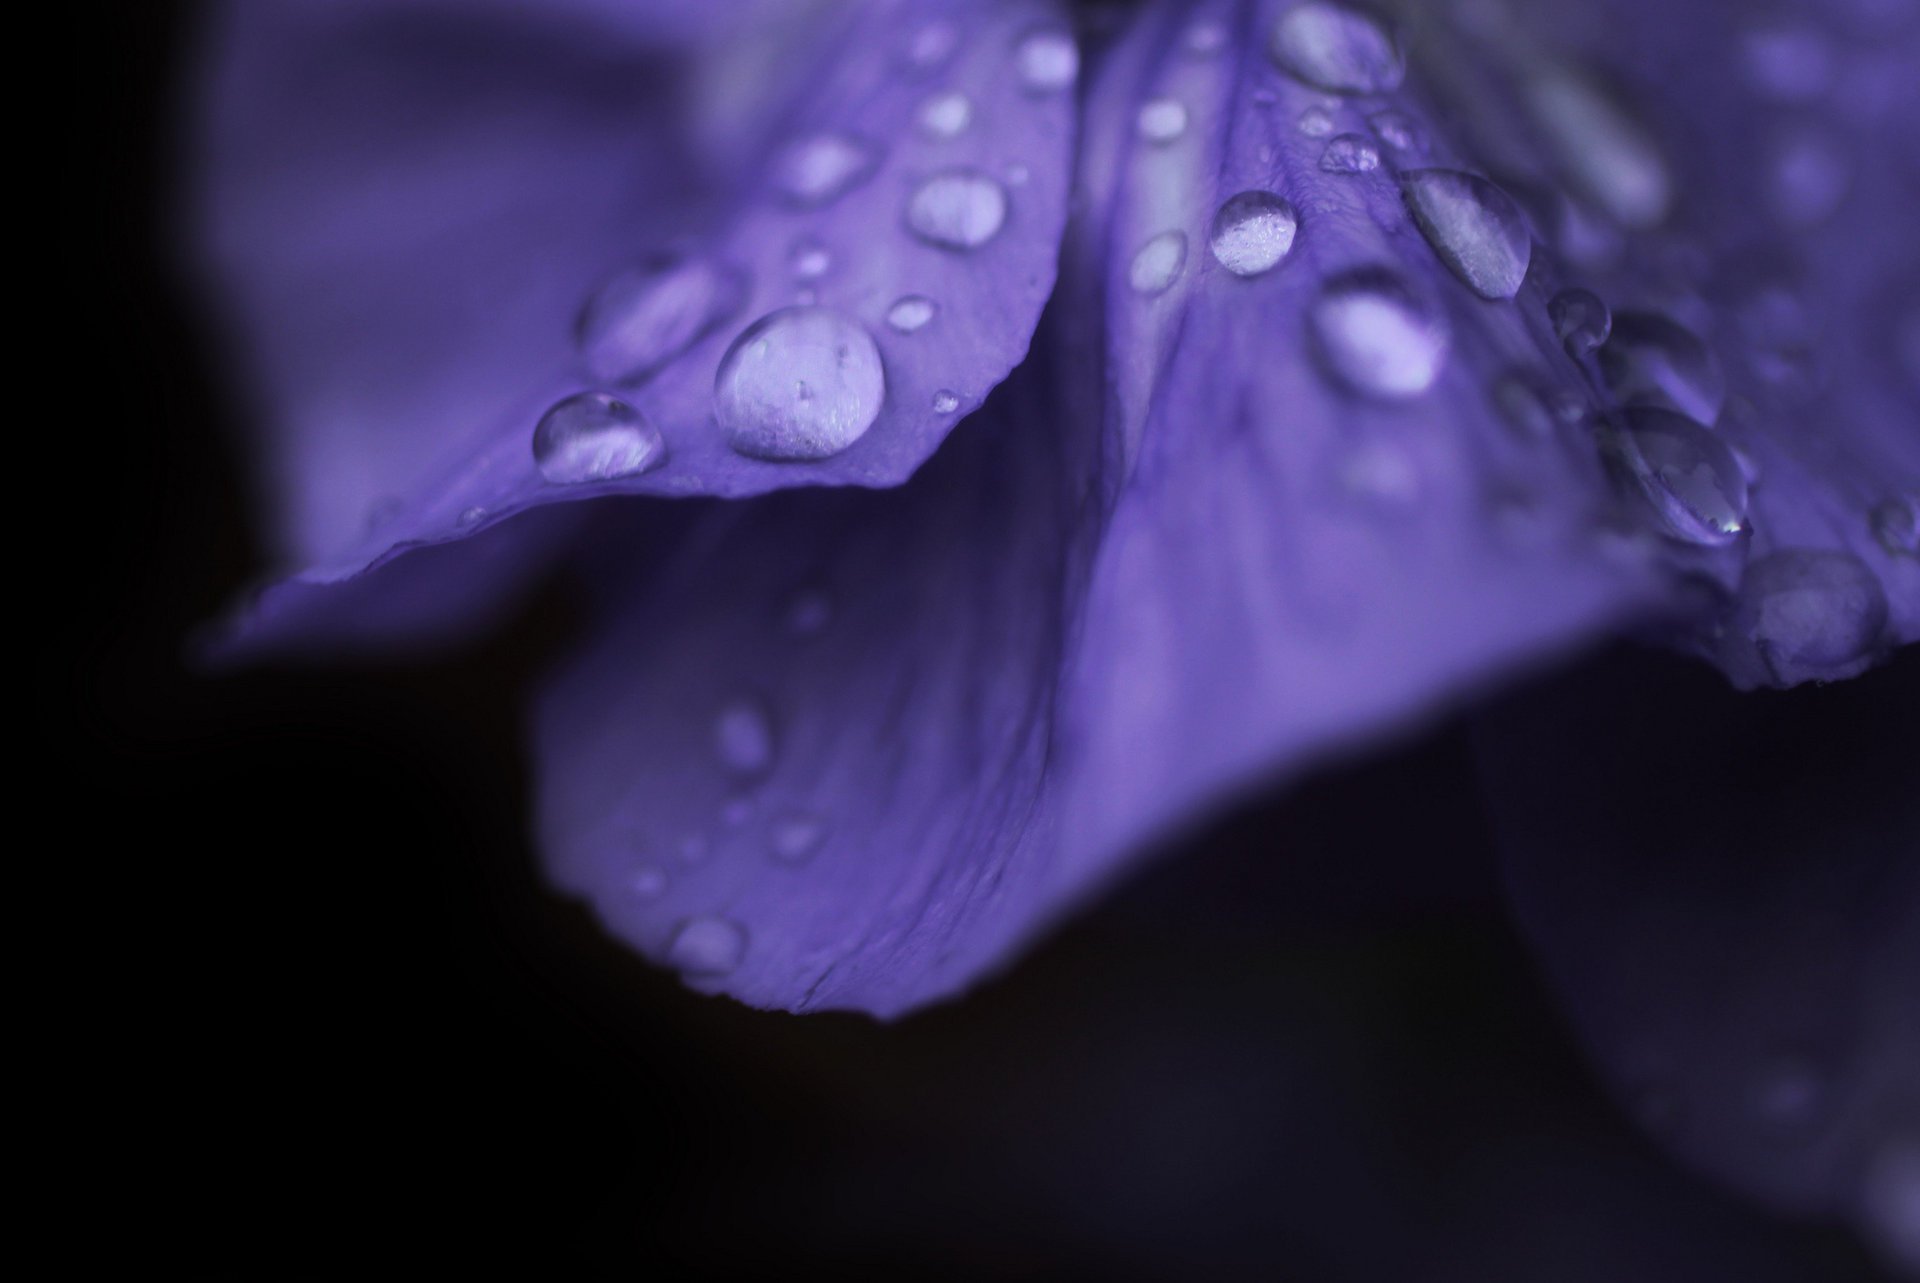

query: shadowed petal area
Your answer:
[196,0,1074,649]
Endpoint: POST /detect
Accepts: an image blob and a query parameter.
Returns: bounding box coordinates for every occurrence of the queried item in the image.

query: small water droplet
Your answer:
[714,307,886,461]
[783,588,834,636]
[532,392,666,485]
[1298,105,1337,137]
[773,132,881,207]
[713,696,776,777]
[456,505,488,528]
[1368,109,1422,152]
[1310,267,1450,399]
[769,811,828,864]
[905,169,1009,250]
[1605,406,1749,546]
[576,255,748,384]
[789,238,831,281]
[1525,67,1671,229]
[666,915,747,977]
[1870,496,1919,555]
[1268,3,1404,95]
[1137,97,1190,144]
[905,21,959,73]
[1550,287,1612,357]
[1401,169,1533,301]
[1016,28,1079,94]
[1718,548,1889,685]
[932,389,961,413]
[918,90,973,139]
[1599,311,1727,424]
[626,866,669,902]
[1208,191,1299,277]
[886,295,937,333]
[1129,230,1188,296]
[1320,132,1380,174]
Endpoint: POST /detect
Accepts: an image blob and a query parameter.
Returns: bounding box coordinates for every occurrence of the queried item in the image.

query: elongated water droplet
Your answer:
[769,811,828,864]
[774,132,880,207]
[1718,549,1888,685]
[715,307,886,461]
[1016,28,1079,93]
[1320,133,1380,174]
[1525,67,1671,229]
[1269,4,1404,95]
[1870,496,1919,555]
[577,256,747,384]
[1137,97,1190,144]
[918,90,973,139]
[1310,267,1450,399]
[886,295,937,333]
[1129,230,1188,296]
[906,169,1009,250]
[1402,169,1532,301]
[532,392,666,484]
[1600,311,1727,424]
[1208,191,1299,277]
[667,915,747,976]
[713,696,776,777]
[1606,406,1748,546]
[1550,287,1612,357]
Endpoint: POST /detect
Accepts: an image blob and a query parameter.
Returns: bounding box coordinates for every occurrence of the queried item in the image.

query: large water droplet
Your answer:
[1870,496,1919,556]
[886,295,938,334]
[1016,28,1079,93]
[905,169,1009,251]
[666,915,747,977]
[1401,169,1533,301]
[1549,287,1612,357]
[1320,133,1380,174]
[1129,230,1188,296]
[1599,311,1727,424]
[576,255,747,384]
[1525,67,1671,229]
[1310,267,1450,399]
[1605,407,1749,546]
[713,696,776,777]
[1719,549,1889,685]
[715,307,886,461]
[532,392,666,485]
[774,132,880,207]
[769,811,828,864]
[1137,97,1190,144]
[1268,4,1405,95]
[1208,191,1298,277]
[918,90,973,139]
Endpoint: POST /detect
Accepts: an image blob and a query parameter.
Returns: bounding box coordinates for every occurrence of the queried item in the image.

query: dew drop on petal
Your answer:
[1269,3,1404,95]
[714,307,886,461]
[1298,105,1337,136]
[1310,267,1450,399]
[1208,191,1299,277]
[1550,287,1613,357]
[576,255,747,384]
[456,505,488,528]
[713,696,776,778]
[1129,230,1189,296]
[1016,28,1079,94]
[773,132,881,207]
[1401,169,1533,301]
[769,811,828,864]
[1599,311,1727,424]
[1869,495,1919,555]
[667,915,747,977]
[932,389,961,413]
[1137,97,1190,144]
[886,295,938,333]
[1719,549,1888,684]
[788,238,831,281]
[918,90,973,139]
[1606,406,1749,546]
[906,169,1009,251]
[532,392,666,485]
[1525,67,1671,229]
[1320,133,1380,174]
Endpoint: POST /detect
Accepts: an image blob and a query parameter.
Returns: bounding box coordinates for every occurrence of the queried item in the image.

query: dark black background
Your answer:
[74,4,1911,1278]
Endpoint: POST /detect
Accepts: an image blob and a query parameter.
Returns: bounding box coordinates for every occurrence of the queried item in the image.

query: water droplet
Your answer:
[905,169,1009,251]
[932,389,961,413]
[1741,22,1836,103]
[1599,311,1727,424]
[918,90,973,139]
[1401,169,1533,301]
[783,588,833,636]
[1858,1138,1920,1274]
[1298,105,1337,137]
[1310,267,1450,399]
[1320,132,1380,174]
[789,238,831,281]
[773,132,880,207]
[456,505,488,528]
[626,866,669,902]
[1718,549,1888,685]
[532,392,666,485]
[1605,406,1749,546]
[1368,109,1422,152]
[714,307,886,461]
[666,915,747,977]
[1016,28,1079,94]
[1183,20,1228,55]
[576,255,748,385]
[769,811,828,864]
[1208,191,1299,277]
[886,295,937,333]
[1128,230,1188,296]
[1870,496,1919,555]
[1549,287,1612,358]
[1525,67,1671,229]
[713,696,776,777]
[1268,3,1404,95]
[1137,97,1190,144]
[905,21,959,73]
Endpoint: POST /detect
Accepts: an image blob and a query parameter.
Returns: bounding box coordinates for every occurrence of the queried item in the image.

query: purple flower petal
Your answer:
[196,0,1074,644]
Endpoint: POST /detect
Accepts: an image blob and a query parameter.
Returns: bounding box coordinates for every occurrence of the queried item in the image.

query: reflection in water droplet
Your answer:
[1129,230,1188,296]
[1208,191,1298,277]
[713,696,776,777]
[774,132,880,207]
[532,392,666,485]
[1298,105,1337,137]
[714,307,886,461]
[886,295,938,333]
[1401,169,1533,301]
[1310,267,1450,399]
[906,169,1010,250]
[1525,67,1671,229]
[1016,28,1079,93]
[1600,311,1727,424]
[1550,287,1612,357]
[1321,133,1380,174]
[932,390,961,413]
[1137,97,1190,144]
[1870,496,1919,556]
[667,915,747,977]
[1719,548,1888,685]
[1268,3,1404,95]
[918,90,973,139]
[576,255,747,384]
[770,811,828,864]
[789,239,831,281]
[1606,407,1748,546]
